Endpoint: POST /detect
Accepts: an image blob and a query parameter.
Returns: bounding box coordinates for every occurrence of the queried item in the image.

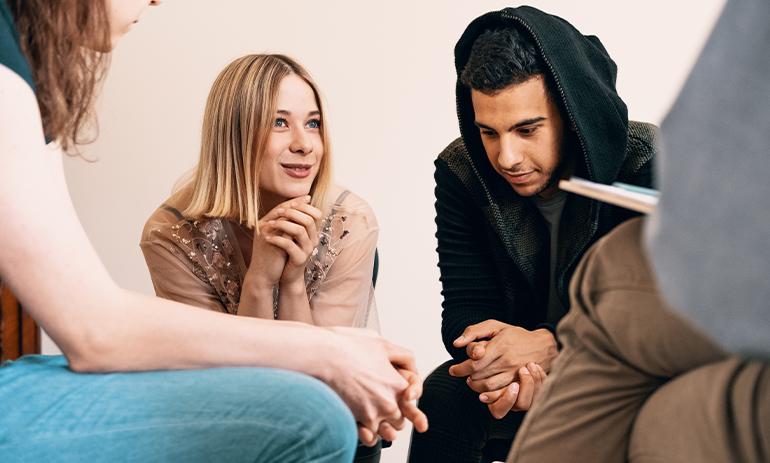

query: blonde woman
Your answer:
[141,54,379,331]
[0,1,426,460]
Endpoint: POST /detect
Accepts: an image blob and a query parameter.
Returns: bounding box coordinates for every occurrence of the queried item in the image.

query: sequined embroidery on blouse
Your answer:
[306,207,349,299]
[152,214,243,313]
[152,191,355,316]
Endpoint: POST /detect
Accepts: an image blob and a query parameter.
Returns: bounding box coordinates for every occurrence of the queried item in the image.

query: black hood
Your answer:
[455,6,629,185]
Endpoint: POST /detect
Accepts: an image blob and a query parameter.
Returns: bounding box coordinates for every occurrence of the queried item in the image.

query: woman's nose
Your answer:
[290,129,313,155]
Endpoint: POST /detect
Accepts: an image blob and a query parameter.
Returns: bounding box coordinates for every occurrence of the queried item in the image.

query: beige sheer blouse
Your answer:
[140,184,380,331]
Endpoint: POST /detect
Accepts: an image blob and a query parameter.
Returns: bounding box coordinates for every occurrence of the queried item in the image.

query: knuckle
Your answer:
[384,403,400,418]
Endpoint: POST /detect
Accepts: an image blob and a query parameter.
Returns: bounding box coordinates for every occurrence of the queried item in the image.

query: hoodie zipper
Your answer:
[500,12,593,181]
[501,11,602,304]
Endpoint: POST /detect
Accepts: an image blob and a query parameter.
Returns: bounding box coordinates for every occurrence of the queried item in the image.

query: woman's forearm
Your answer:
[275,279,314,324]
[238,268,314,324]
[0,65,427,443]
[236,270,277,319]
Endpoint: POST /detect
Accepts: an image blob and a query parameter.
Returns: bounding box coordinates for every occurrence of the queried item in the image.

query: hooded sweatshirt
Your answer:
[645,0,770,360]
[435,6,658,360]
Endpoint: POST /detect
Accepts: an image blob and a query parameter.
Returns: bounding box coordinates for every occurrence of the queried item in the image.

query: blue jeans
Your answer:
[0,355,357,462]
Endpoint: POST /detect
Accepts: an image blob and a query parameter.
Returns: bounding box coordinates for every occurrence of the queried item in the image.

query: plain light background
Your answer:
[48,1,726,461]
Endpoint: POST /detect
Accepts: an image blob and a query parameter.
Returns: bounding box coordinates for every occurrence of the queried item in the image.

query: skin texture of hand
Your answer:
[1,67,421,452]
[247,201,300,290]
[326,326,429,446]
[238,196,321,321]
[478,363,548,418]
[249,196,319,287]
[267,199,322,285]
[448,320,558,403]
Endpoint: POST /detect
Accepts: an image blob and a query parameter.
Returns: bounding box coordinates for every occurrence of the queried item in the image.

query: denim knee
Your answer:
[279,372,358,462]
[0,357,359,463]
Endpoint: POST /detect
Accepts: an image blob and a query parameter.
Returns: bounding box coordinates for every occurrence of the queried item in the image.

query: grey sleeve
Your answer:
[645,0,770,359]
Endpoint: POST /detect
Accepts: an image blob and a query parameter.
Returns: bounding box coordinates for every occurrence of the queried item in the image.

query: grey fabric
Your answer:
[531,191,569,325]
[645,0,770,360]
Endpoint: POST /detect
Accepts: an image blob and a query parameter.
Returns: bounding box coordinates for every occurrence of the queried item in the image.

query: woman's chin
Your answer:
[272,187,312,201]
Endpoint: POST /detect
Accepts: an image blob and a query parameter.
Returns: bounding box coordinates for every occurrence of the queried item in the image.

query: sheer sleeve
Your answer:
[140,203,241,314]
[140,240,228,313]
[308,189,379,330]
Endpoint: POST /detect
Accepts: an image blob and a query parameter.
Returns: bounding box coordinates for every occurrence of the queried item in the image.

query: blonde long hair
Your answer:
[185,54,333,227]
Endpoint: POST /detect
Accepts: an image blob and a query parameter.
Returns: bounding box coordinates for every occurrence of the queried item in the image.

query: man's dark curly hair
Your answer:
[461,26,551,96]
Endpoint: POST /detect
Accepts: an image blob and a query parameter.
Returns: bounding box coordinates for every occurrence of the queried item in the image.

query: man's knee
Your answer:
[419,360,479,414]
[629,358,769,463]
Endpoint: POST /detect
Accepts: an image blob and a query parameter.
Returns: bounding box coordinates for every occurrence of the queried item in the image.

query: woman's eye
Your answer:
[306,119,320,129]
[275,118,287,127]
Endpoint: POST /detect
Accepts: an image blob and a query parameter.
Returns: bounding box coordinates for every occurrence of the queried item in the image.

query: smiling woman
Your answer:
[0,2,427,459]
[140,54,381,329]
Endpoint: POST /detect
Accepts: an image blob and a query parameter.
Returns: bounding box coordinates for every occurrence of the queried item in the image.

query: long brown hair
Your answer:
[185,54,334,228]
[8,0,111,153]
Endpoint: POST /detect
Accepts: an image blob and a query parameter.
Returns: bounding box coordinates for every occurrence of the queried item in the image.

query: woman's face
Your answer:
[259,74,325,207]
[107,0,162,49]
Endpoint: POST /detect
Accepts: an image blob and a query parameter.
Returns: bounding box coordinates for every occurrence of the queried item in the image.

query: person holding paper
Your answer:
[409,6,657,462]
[509,0,770,461]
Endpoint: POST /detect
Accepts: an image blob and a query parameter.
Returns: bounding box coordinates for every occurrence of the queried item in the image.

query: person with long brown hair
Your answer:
[0,1,427,461]
[141,54,381,330]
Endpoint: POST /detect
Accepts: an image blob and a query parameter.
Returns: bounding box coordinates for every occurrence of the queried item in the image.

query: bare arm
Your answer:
[0,64,426,442]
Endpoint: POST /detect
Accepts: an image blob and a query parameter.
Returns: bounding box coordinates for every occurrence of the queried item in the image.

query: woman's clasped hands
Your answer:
[254,196,322,284]
[239,195,323,322]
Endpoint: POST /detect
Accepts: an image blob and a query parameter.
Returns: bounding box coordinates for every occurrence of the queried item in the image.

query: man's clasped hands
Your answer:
[449,320,559,419]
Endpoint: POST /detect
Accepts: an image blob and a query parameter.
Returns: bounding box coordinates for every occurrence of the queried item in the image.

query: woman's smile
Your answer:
[281,163,314,178]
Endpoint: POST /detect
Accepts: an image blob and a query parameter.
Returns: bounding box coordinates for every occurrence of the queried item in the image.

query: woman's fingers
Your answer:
[357,424,377,447]
[263,201,321,250]
[287,200,323,222]
[260,196,312,222]
[378,422,399,443]
[268,216,317,250]
[245,196,321,288]
[264,234,310,266]
[276,207,319,239]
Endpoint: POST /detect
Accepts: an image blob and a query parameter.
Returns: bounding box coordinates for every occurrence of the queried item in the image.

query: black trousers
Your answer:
[407,360,525,463]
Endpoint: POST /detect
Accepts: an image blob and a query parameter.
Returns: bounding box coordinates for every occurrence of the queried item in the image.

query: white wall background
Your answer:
[51,1,726,461]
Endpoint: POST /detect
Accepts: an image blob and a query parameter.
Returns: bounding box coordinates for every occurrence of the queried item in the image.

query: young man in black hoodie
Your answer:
[408,7,657,462]
[509,0,770,461]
